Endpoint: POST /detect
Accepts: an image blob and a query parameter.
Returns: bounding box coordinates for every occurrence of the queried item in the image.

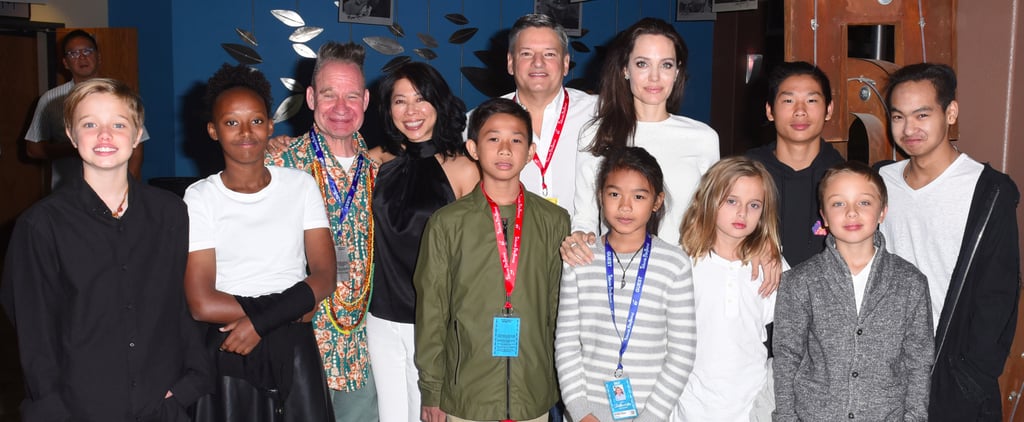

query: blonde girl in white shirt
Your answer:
[673,156,784,421]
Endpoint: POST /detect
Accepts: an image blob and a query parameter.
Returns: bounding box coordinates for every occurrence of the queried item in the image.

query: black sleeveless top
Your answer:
[370,139,456,323]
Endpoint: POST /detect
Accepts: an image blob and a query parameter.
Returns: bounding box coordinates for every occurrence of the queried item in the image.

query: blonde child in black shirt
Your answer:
[1,79,212,421]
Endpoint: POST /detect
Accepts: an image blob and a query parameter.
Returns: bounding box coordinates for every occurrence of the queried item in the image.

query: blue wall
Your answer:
[110,0,714,178]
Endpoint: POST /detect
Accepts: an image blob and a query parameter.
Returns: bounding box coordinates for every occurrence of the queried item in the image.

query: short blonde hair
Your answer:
[680,156,781,264]
[63,78,145,131]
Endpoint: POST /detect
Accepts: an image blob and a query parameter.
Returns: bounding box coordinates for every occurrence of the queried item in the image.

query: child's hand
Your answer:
[421,405,447,422]
[751,253,781,297]
[218,316,262,355]
[560,231,596,266]
[266,135,293,155]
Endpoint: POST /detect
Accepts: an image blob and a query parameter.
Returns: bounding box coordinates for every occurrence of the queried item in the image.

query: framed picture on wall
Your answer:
[713,0,758,13]
[535,0,583,36]
[338,0,394,26]
[676,0,715,21]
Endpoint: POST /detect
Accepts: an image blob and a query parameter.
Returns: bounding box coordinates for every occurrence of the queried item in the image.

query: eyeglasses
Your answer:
[65,48,95,59]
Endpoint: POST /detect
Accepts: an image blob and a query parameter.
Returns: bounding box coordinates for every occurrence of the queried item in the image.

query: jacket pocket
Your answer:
[949,354,991,404]
[453,320,462,385]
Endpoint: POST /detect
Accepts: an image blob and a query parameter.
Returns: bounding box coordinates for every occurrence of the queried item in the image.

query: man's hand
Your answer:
[421,405,446,422]
[266,135,293,155]
[560,231,597,266]
[219,316,262,355]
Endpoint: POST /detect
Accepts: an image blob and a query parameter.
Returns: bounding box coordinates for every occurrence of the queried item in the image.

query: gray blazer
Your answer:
[773,232,933,421]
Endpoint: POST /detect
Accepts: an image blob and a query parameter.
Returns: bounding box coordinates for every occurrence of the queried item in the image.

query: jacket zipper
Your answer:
[505,356,511,421]
[454,321,461,383]
[932,184,999,371]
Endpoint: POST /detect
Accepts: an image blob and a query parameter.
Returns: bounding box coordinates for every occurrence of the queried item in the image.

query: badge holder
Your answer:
[605,371,638,420]
[492,306,520,358]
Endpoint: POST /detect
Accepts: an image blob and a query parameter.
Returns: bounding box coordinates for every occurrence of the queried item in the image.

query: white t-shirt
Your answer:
[184,165,329,297]
[573,114,720,243]
[851,250,877,313]
[475,87,598,216]
[879,154,982,330]
[674,252,779,421]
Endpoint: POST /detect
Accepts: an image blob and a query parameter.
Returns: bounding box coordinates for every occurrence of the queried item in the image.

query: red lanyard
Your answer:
[514,88,570,196]
[481,182,525,311]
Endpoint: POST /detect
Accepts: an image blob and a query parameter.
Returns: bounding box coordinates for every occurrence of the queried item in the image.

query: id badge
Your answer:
[335,246,350,282]
[605,377,638,420]
[492,315,520,357]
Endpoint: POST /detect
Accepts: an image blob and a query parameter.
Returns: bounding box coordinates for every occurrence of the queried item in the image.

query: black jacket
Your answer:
[746,139,845,266]
[927,164,1021,421]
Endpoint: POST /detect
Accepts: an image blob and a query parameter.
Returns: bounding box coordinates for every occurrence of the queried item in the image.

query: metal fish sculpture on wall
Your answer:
[382,56,413,73]
[448,27,478,44]
[280,77,303,92]
[414,48,438,60]
[363,36,405,55]
[222,43,262,65]
[389,22,406,38]
[289,26,324,43]
[445,13,469,25]
[235,28,258,47]
[274,93,305,123]
[293,43,317,58]
[417,33,439,48]
[271,9,305,27]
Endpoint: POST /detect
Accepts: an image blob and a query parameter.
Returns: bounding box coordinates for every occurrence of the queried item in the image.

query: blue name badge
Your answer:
[492,316,520,357]
[605,377,638,420]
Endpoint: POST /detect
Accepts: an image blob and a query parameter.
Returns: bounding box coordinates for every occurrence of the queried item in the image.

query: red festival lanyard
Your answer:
[482,182,525,312]
[514,88,569,197]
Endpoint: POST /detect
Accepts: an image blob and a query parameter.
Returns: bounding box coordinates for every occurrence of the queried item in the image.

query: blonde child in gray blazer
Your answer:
[772,161,932,421]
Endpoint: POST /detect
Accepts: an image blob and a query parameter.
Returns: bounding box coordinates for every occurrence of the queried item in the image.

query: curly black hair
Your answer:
[203,63,273,122]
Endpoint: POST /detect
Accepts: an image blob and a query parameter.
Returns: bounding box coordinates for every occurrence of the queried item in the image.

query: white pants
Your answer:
[367,312,420,422]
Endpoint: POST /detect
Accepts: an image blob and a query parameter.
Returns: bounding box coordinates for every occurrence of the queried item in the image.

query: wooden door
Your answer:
[0,30,44,422]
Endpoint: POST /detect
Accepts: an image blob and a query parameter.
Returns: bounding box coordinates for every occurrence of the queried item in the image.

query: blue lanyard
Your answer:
[309,126,364,239]
[604,234,652,377]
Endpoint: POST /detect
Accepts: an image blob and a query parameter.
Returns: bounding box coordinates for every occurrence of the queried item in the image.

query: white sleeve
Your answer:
[571,125,603,235]
[299,173,329,230]
[183,182,217,252]
[24,95,51,142]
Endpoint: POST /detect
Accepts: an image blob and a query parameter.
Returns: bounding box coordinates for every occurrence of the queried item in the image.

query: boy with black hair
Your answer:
[415,98,569,422]
[747,61,845,267]
[879,62,1020,421]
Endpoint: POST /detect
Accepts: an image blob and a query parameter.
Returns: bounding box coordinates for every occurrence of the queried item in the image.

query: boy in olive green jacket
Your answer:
[414,98,569,422]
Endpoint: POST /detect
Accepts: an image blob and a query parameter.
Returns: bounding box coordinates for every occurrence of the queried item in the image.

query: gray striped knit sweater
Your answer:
[555,235,696,422]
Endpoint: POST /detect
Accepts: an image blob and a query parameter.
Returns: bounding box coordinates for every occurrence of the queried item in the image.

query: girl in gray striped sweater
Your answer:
[555,147,696,422]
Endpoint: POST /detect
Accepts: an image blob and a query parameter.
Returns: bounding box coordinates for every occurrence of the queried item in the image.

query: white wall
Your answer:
[30,0,106,27]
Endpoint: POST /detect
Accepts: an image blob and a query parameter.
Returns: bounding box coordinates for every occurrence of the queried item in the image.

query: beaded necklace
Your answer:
[308,128,376,335]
